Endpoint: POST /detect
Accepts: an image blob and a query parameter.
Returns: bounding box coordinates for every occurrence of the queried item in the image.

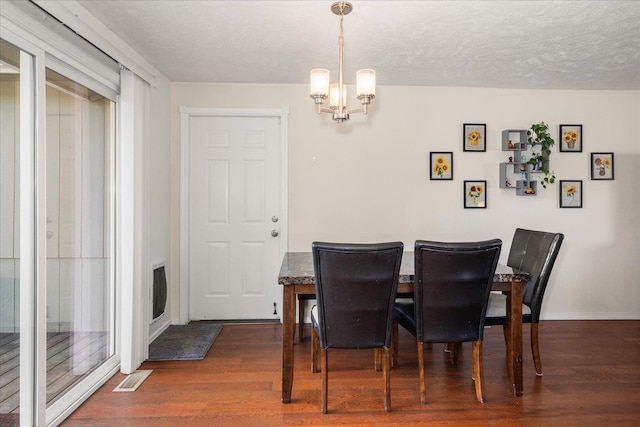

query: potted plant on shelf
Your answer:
[527,121,556,188]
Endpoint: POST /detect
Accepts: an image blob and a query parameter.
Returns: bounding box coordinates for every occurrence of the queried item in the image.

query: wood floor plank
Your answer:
[58,320,639,426]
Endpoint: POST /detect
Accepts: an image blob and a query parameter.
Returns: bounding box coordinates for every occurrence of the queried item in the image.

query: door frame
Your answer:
[179,107,289,324]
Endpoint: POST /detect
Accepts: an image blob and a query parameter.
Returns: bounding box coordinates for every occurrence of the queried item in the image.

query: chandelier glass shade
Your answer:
[309,2,375,123]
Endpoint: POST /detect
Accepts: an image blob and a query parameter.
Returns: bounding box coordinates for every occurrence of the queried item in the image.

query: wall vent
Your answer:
[152,265,167,321]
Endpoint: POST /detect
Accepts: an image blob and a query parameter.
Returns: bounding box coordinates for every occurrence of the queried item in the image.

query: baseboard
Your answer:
[541,313,640,320]
[45,322,73,333]
[148,317,171,343]
[204,319,281,324]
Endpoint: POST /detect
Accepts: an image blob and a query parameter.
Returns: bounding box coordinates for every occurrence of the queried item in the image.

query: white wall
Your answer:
[171,83,640,320]
[148,73,172,340]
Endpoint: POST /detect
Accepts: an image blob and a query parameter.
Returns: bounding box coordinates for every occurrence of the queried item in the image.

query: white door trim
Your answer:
[179,107,289,324]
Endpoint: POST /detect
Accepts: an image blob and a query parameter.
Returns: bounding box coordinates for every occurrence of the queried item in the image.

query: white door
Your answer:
[188,115,282,320]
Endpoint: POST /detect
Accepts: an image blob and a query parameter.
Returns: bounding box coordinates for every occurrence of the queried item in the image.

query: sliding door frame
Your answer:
[2,5,122,425]
[17,36,44,427]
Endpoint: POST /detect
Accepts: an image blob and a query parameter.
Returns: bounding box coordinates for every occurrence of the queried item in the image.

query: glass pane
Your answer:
[0,38,22,426]
[45,68,114,404]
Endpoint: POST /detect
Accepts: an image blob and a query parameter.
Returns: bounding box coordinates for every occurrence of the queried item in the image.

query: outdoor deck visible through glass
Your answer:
[0,331,108,416]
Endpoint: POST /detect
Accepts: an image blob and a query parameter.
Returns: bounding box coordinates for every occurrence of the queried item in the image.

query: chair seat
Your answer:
[311,305,318,327]
[392,301,416,337]
[484,292,532,326]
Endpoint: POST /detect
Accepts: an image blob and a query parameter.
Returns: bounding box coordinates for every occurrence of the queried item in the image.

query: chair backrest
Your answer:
[414,240,502,343]
[507,228,564,321]
[312,241,403,350]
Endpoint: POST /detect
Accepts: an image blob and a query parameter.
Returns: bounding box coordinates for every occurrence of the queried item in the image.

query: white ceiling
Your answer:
[76,0,640,90]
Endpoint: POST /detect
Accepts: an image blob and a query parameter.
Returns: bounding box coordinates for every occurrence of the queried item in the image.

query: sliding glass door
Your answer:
[44,68,115,406]
[0,31,118,425]
[0,38,23,427]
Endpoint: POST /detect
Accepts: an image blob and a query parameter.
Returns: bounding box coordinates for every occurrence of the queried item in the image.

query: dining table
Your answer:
[278,251,530,403]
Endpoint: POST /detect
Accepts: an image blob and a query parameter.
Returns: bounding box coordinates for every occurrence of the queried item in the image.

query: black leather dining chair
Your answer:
[310,241,403,413]
[393,239,502,404]
[297,294,314,341]
[485,228,564,376]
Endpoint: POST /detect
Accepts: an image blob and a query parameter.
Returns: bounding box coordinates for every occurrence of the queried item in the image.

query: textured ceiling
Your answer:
[76,0,640,90]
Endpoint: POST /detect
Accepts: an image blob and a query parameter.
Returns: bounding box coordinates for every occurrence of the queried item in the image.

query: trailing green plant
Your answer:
[527,121,556,188]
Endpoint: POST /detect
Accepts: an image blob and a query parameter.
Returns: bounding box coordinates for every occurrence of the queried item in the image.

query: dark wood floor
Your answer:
[62,321,640,426]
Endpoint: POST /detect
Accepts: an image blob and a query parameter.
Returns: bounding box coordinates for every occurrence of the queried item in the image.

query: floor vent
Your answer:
[113,369,153,392]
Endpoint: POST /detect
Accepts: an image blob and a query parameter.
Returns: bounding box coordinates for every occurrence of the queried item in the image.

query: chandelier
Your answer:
[309,2,376,123]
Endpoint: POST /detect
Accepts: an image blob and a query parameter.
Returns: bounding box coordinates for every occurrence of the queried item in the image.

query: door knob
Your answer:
[271,215,279,223]
[271,230,279,237]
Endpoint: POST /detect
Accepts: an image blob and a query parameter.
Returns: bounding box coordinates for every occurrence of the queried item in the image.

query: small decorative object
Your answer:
[524,186,535,195]
[519,154,527,171]
[508,140,514,149]
[559,180,583,208]
[532,157,543,171]
[463,123,486,152]
[590,152,614,180]
[430,152,453,180]
[464,180,486,208]
[527,121,556,188]
[508,156,513,163]
[559,124,582,152]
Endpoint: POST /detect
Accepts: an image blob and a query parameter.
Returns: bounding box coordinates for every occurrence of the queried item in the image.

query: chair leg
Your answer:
[391,321,399,368]
[418,341,426,404]
[531,322,542,376]
[298,299,305,342]
[374,348,382,371]
[472,341,484,403]
[383,347,391,412]
[450,342,461,365]
[311,326,320,373]
[321,348,328,413]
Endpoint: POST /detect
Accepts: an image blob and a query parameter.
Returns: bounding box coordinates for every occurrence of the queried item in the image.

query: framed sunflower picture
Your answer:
[463,123,486,152]
[464,180,486,208]
[559,180,582,208]
[590,152,614,180]
[430,152,453,180]
[559,124,582,152]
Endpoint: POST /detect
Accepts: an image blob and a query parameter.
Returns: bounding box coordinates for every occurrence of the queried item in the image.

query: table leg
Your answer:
[508,280,524,396]
[505,289,513,385]
[282,285,295,403]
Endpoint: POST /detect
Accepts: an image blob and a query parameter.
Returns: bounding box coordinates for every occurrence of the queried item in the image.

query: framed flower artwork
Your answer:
[559,124,582,152]
[464,180,486,208]
[463,123,486,152]
[559,180,582,208]
[590,152,614,180]
[430,152,453,180]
